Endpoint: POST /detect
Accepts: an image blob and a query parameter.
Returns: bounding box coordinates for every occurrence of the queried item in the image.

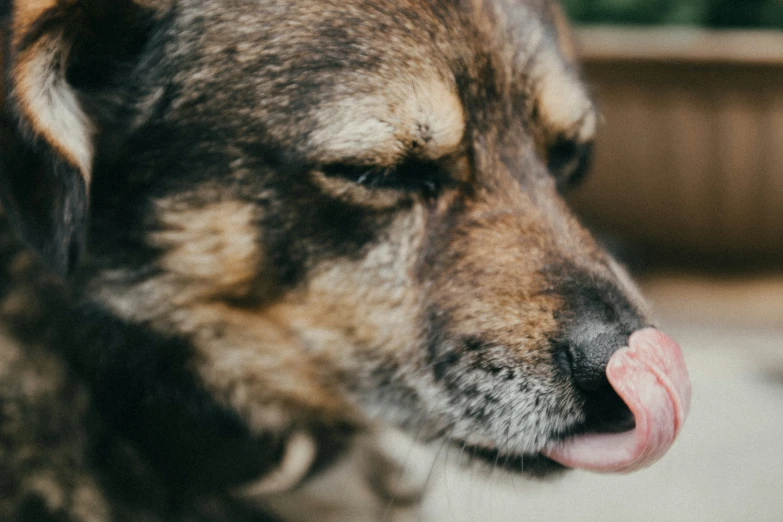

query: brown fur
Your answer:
[0,1,652,521]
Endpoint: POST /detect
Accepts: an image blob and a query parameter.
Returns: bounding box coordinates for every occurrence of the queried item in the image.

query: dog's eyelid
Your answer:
[318,154,461,195]
[320,163,387,179]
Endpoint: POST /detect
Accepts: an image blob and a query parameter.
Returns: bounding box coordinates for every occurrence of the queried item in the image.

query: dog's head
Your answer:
[0,0,689,477]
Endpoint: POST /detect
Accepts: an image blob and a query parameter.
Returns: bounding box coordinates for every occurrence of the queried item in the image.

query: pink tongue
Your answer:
[543,328,691,473]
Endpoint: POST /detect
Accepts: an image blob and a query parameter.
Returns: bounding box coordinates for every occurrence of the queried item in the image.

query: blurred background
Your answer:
[421,2,783,521]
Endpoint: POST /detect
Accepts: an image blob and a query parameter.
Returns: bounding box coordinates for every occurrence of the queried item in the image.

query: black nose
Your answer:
[561,322,635,433]
[554,278,646,433]
[549,270,650,432]
[559,325,637,433]
[567,327,629,392]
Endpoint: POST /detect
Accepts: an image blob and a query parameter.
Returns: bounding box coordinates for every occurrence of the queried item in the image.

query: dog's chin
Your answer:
[454,443,569,478]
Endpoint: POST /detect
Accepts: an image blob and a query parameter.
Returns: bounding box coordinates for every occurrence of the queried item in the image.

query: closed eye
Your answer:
[321,157,454,198]
[547,137,594,193]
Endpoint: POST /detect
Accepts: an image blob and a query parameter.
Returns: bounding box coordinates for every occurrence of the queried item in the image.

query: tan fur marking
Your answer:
[310,78,465,165]
[11,3,95,181]
[186,304,357,431]
[150,200,261,302]
[70,481,111,522]
[11,1,59,44]
[535,62,596,143]
[24,474,66,513]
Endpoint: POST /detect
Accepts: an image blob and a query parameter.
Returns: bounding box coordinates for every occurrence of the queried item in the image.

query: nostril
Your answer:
[584,387,636,434]
[558,328,637,434]
[551,275,647,433]
[570,352,611,392]
[568,330,630,392]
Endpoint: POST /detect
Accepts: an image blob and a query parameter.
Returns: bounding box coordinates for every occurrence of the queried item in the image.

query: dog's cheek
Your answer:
[263,207,428,389]
[149,199,263,301]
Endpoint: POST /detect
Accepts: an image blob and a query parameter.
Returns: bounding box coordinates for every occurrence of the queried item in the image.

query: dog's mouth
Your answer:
[453,444,567,478]
[454,329,691,476]
[451,416,637,478]
[544,328,691,473]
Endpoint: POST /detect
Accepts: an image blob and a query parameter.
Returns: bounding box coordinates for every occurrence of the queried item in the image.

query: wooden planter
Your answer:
[568,27,783,263]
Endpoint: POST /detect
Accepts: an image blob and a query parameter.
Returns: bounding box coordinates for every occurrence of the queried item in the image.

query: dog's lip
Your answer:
[448,441,568,477]
[542,328,692,473]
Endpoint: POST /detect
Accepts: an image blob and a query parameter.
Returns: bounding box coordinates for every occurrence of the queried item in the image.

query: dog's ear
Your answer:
[0,1,154,274]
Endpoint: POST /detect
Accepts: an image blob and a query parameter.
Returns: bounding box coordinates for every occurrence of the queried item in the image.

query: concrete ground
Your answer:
[421,272,783,522]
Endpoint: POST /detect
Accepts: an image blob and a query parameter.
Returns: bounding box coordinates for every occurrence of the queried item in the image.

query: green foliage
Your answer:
[561,0,783,28]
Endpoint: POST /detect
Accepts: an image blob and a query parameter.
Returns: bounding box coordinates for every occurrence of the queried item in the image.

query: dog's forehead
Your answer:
[175,0,563,161]
[293,1,559,165]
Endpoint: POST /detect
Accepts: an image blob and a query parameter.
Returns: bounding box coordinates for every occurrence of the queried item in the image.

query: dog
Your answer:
[0,1,691,521]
